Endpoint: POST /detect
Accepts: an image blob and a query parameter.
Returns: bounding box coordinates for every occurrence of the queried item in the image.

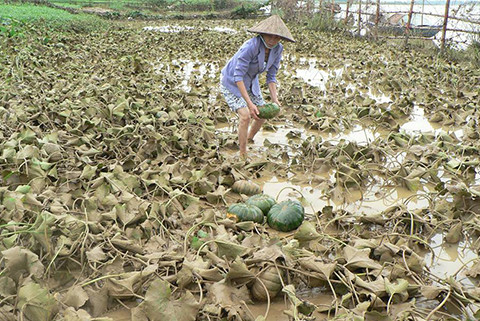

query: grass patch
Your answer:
[0,3,107,32]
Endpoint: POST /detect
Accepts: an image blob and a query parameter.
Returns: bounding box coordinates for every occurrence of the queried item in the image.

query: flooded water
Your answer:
[155,59,218,93]
[247,291,332,321]
[293,57,344,91]
[255,172,430,216]
[144,25,194,32]
[426,233,478,286]
[144,25,237,33]
[400,105,464,139]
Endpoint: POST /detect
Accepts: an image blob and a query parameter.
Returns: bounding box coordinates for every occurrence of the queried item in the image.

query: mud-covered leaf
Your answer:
[62,307,98,321]
[1,246,44,280]
[0,276,16,298]
[298,257,337,280]
[86,246,107,262]
[385,278,409,303]
[215,240,248,259]
[17,281,58,321]
[62,285,89,309]
[294,221,321,242]
[465,261,480,278]
[142,279,199,321]
[421,285,446,299]
[343,246,382,270]
[226,258,255,284]
[445,221,462,243]
[207,281,251,320]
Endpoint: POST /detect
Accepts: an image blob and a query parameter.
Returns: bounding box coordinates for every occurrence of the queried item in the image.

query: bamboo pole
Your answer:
[357,0,362,36]
[405,0,415,46]
[375,0,381,40]
[344,0,351,24]
[421,0,425,25]
[441,0,451,52]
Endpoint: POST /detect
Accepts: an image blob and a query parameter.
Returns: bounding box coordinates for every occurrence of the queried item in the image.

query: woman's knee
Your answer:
[237,108,251,123]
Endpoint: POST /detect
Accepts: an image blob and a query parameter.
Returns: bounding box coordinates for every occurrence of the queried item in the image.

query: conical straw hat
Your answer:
[247,15,295,42]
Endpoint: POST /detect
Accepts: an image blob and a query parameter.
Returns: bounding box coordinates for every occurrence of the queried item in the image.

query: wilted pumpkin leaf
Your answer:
[206,281,251,320]
[17,281,58,321]
[226,258,255,284]
[62,307,101,321]
[0,276,16,298]
[1,246,44,280]
[298,257,337,280]
[445,221,462,243]
[421,285,446,299]
[215,240,248,259]
[142,279,199,321]
[294,221,321,242]
[385,278,409,303]
[62,285,89,309]
[86,246,107,262]
[343,246,382,270]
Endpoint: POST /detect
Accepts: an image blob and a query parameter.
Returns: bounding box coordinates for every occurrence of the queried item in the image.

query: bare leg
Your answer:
[247,119,265,141]
[237,107,251,157]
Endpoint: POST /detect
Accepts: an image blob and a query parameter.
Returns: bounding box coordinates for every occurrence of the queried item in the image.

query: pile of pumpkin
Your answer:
[228,180,305,232]
[227,180,306,301]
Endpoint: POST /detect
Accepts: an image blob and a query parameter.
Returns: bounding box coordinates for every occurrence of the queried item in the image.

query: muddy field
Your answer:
[1,17,480,321]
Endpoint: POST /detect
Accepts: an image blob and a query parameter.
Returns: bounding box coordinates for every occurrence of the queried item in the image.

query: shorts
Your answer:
[220,84,265,112]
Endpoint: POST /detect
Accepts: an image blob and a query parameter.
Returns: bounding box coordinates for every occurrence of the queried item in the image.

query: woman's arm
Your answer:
[268,82,281,107]
[236,80,260,119]
[266,46,283,106]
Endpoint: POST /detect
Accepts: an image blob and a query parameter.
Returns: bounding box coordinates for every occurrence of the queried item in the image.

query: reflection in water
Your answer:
[252,125,307,146]
[144,25,237,33]
[254,176,327,215]
[425,233,477,287]
[256,174,430,216]
[217,121,381,148]
[144,25,194,32]
[294,57,344,91]
[321,124,379,145]
[211,26,237,33]
[400,105,435,134]
[155,59,218,93]
[247,290,333,321]
[399,105,464,139]
[247,297,289,321]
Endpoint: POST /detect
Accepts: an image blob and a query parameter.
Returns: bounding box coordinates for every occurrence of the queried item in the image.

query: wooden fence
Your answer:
[309,0,480,50]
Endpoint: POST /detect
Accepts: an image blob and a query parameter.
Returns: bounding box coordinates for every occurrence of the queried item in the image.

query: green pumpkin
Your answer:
[227,203,264,223]
[232,180,262,196]
[267,200,305,232]
[258,103,280,120]
[246,194,276,215]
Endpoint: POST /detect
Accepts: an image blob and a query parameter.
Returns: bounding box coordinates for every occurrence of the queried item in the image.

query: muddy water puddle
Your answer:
[255,173,430,216]
[426,234,478,285]
[248,291,333,321]
[155,59,219,93]
[144,25,237,33]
